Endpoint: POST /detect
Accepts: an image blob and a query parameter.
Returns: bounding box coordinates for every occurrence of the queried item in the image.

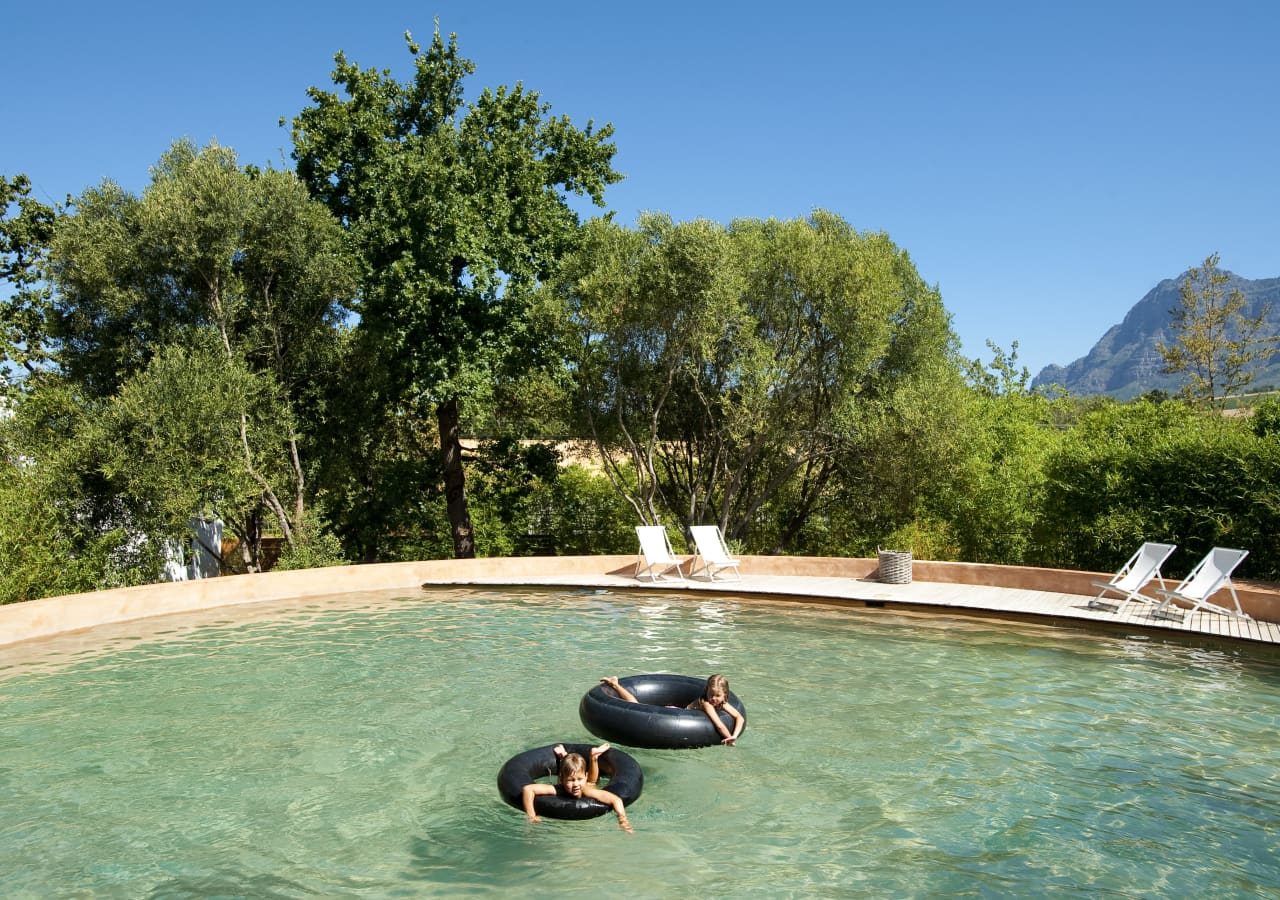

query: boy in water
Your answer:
[522,743,633,833]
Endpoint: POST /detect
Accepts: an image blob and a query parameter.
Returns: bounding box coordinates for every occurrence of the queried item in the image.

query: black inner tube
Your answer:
[579,674,747,750]
[496,742,644,820]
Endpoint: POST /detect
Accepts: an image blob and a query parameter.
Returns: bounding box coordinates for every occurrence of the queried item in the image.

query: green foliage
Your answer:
[272,516,349,571]
[341,439,634,562]
[44,140,355,569]
[809,343,1067,565]
[554,213,744,526]
[289,27,619,557]
[965,403,1057,565]
[464,439,558,557]
[316,404,449,563]
[1037,399,1280,579]
[966,339,1032,396]
[935,347,1067,564]
[1251,396,1280,438]
[880,518,960,562]
[464,442,633,557]
[804,280,971,557]
[0,174,57,391]
[536,465,637,556]
[557,211,961,551]
[97,335,280,539]
[0,380,163,603]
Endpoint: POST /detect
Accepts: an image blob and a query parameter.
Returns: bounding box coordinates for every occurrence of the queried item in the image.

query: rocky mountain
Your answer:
[1032,271,1280,399]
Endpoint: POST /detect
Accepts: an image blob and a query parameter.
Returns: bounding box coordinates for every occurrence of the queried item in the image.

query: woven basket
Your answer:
[877,549,913,585]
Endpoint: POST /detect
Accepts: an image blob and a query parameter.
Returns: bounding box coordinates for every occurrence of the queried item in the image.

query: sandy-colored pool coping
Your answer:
[2,555,1279,650]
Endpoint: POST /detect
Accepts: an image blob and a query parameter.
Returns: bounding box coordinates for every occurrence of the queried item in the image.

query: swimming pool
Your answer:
[2,587,1277,895]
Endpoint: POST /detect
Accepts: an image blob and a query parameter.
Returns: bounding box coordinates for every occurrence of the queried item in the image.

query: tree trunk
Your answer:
[236,505,264,573]
[438,397,475,559]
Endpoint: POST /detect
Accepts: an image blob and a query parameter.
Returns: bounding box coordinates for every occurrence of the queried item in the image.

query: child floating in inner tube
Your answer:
[601,673,745,745]
[522,743,634,833]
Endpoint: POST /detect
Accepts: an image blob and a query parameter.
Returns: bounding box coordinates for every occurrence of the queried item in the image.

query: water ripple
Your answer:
[2,588,1279,895]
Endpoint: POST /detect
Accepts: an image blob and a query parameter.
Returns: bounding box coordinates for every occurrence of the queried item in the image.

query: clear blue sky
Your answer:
[5,1,1278,376]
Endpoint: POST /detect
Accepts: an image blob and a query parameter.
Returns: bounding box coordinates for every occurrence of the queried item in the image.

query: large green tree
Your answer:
[557,211,959,551]
[730,213,957,552]
[289,28,619,558]
[555,214,743,529]
[42,141,355,570]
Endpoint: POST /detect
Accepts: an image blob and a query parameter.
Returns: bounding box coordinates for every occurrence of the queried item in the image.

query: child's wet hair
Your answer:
[558,752,587,781]
[705,674,729,697]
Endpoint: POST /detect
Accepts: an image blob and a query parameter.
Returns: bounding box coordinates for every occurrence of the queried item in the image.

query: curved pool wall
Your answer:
[3,555,1279,649]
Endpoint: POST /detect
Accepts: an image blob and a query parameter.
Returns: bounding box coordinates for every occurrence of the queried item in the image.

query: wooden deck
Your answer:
[422,571,1280,646]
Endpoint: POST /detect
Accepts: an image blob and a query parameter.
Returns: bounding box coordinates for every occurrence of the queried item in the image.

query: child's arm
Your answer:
[600,676,639,703]
[722,703,745,744]
[698,699,734,742]
[521,783,556,823]
[584,786,633,833]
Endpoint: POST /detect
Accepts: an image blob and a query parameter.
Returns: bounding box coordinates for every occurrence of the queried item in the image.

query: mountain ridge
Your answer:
[1031,270,1280,399]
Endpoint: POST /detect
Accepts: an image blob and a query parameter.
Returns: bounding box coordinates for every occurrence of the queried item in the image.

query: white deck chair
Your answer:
[1087,542,1176,614]
[634,525,688,583]
[1150,547,1251,621]
[689,525,742,581]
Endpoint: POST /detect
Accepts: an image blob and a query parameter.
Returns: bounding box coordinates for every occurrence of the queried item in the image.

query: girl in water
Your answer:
[600,673,745,745]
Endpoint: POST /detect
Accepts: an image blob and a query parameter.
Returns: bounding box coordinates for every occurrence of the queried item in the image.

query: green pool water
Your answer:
[2,587,1278,896]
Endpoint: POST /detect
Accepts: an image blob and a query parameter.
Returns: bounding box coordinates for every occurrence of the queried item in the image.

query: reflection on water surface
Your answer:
[2,587,1278,896]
